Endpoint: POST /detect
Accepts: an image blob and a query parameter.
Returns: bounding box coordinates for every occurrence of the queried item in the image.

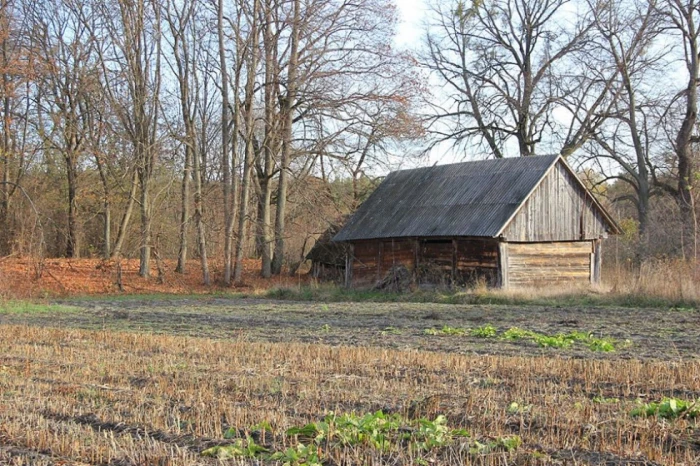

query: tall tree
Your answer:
[88,0,163,275]
[0,0,33,255]
[580,0,666,256]
[31,0,103,258]
[233,0,261,282]
[271,0,299,275]
[661,0,700,256]
[423,0,609,157]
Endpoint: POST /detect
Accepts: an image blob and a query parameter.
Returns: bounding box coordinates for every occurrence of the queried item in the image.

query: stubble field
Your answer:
[0,298,699,465]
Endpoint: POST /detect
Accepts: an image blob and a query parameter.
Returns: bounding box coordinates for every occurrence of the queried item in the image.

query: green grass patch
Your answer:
[0,301,78,314]
[470,324,498,338]
[422,323,620,352]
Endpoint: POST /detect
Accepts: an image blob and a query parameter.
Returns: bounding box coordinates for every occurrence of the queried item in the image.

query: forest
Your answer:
[0,0,698,285]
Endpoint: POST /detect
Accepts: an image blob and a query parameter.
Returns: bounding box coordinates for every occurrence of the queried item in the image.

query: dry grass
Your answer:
[1,325,698,465]
[603,259,700,302]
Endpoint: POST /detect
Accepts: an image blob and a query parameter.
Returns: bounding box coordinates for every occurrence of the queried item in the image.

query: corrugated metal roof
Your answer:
[333,155,560,242]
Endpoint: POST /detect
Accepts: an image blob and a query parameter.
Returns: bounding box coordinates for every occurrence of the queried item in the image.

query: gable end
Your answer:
[500,159,618,242]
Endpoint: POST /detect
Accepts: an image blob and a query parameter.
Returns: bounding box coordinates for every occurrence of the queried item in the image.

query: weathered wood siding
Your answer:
[503,163,608,242]
[420,241,453,274]
[348,238,499,288]
[506,241,593,288]
[380,239,415,275]
[351,241,379,287]
[350,239,414,287]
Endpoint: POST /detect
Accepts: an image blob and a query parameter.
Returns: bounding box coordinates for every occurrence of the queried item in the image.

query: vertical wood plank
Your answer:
[451,239,457,285]
[345,243,354,288]
[413,239,419,284]
[498,242,509,289]
[377,241,384,282]
[593,239,602,285]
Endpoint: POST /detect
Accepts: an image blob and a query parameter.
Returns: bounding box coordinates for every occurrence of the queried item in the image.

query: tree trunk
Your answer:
[193,144,210,285]
[176,146,191,273]
[272,0,300,275]
[94,154,111,258]
[260,2,276,278]
[111,168,138,260]
[219,0,233,284]
[65,155,80,258]
[233,0,260,283]
[673,0,699,256]
[138,165,151,277]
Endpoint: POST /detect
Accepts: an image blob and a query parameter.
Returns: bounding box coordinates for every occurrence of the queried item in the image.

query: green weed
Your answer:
[202,411,484,464]
[501,327,618,352]
[592,396,619,404]
[470,324,497,338]
[201,436,269,459]
[270,443,322,466]
[424,325,467,336]
[502,327,537,340]
[630,398,700,419]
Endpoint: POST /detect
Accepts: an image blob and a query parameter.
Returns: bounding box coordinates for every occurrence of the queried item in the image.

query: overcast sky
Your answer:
[395,0,428,50]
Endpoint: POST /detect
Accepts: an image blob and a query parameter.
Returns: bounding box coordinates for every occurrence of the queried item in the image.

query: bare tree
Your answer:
[30,0,104,258]
[579,0,666,256]
[0,0,33,255]
[423,0,609,158]
[660,0,700,258]
[163,0,210,284]
[88,0,163,275]
[270,0,299,275]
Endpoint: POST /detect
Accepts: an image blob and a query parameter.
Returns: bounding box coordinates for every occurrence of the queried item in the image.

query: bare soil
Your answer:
[3,297,699,360]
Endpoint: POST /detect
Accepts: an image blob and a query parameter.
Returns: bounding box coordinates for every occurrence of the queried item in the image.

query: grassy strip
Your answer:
[263,285,699,310]
[45,283,700,311]
[0,300,78,314]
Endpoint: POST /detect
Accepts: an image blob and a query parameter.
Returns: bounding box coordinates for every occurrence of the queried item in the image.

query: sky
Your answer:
[394,0,428,50]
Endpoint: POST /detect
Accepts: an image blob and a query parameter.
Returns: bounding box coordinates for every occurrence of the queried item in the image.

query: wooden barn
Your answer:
[332,155,620,289]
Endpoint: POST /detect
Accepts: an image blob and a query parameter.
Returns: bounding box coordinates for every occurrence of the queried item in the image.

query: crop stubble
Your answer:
[0,299,699,465]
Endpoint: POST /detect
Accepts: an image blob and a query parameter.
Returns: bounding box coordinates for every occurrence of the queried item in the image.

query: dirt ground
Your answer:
[3,297,699,361]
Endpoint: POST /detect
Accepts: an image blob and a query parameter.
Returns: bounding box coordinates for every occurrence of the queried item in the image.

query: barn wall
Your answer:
[349,238,499,288]
[505,241,593,288]
[380,239,416,276]
[503,162,609,242]
[351,241,380,287]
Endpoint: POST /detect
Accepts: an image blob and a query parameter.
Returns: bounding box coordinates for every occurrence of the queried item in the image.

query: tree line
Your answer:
[0,0,698,283]
[0,0,421,283]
